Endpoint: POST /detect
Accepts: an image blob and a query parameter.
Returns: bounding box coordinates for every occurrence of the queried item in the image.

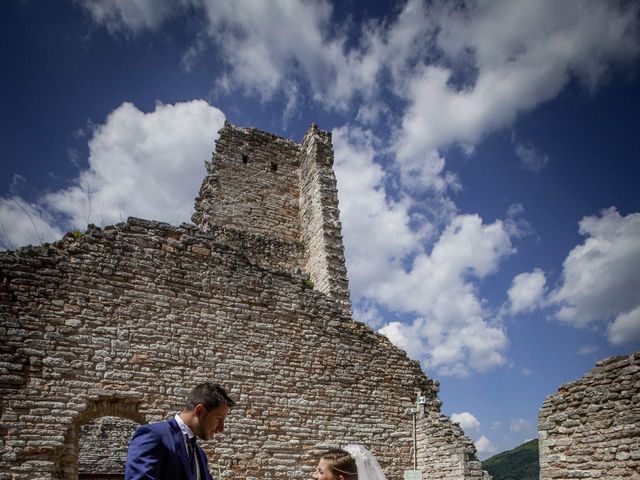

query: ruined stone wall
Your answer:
[0,122,487,480]
[538,352,640,480]
[0,219,437,480]
[417,409,491,480]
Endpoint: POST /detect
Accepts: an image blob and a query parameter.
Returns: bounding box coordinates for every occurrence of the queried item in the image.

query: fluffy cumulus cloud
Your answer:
[608,307,640,346]
[79,0,377,109]
[334,126,513,376]
[475,435,497,457]
[81,1,640,123]
[378,214,514,375]
[199,1,345,105]
[56,0,640,376]
[0,197,63,250]
[192,0,433,111]
[44,100,225,228]
[451,412,481,432]
[0,100,224,249]
[394,0,640,163]
[549,208,640,344]
[333,126,424,295]
[372,214,515,312]
[508,268,547,314]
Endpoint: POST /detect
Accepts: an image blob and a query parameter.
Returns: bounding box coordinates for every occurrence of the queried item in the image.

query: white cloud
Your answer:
[44,100,224,229]
[351,303,385,330]
[2,100,225,246]
[549,208,640,344]
[334,124,516,374]
[193,0,437,111]
[79,0,640,127]
[508,268,547,314]
[509,418,533,434]
[76,0,426,111]
[504,208,640,346]
[333,126,424,296]
[0,197,63,250]
[514,141,549,173]
[375,229,512,374]
[393,0,640,166]
[375,214,515,308]
[504,203,534,239]
[475,435,497,457]
[451,412,481,432]
[608,306,640,346]
[334,125,514,376]
[198,0,355,107]
[78,0,183,34]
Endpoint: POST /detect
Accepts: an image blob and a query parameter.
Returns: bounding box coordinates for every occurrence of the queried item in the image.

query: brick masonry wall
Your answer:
[538,352,640,480]
[0,122,487,480]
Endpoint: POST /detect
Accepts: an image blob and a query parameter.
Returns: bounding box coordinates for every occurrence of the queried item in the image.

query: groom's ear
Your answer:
[337,476,345,480]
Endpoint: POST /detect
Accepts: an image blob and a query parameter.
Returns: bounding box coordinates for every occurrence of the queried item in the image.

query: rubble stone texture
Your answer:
[538,352,640,480]
[417,409,491,480]
[0,122,487,479]
[79,416,138,475]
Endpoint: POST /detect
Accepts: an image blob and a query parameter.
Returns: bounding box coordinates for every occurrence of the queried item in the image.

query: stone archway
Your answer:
[61,393,145,480]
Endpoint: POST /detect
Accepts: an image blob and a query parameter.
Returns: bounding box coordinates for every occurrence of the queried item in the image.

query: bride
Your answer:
[312,445,388,480]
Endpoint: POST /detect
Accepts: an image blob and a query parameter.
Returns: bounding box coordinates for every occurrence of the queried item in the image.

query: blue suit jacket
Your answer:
[125,417,214,480]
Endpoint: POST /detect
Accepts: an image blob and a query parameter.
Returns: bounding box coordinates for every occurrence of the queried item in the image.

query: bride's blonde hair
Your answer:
[321,449,358,480]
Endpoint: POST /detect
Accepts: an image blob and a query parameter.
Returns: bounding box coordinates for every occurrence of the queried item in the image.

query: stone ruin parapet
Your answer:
[538,351,640,480]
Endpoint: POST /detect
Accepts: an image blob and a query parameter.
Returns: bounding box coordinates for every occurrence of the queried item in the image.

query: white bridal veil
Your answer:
[343,444,388,480]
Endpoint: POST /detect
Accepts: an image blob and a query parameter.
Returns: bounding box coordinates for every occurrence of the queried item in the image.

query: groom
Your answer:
[125,382,235,480]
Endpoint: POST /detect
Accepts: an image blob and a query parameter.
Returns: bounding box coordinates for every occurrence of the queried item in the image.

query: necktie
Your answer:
[185,435,199,477]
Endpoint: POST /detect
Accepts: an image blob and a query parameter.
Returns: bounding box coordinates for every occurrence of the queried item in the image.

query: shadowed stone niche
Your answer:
[78,416,139,479]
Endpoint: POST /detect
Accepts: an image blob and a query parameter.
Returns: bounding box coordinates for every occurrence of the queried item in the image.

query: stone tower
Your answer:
[192,122,350,314]
[0,122,488,480]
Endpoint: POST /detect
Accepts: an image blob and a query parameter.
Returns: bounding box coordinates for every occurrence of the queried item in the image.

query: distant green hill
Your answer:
[482,439,539,480]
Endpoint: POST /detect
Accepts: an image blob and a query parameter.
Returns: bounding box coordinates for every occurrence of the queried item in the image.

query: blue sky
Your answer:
[2,0,639,459]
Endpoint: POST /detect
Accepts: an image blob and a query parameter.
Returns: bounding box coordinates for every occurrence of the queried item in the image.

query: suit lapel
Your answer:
[168,418,196,480]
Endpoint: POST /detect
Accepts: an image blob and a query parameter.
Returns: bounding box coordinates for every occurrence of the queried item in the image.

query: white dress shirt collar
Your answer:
[175,414,195,440]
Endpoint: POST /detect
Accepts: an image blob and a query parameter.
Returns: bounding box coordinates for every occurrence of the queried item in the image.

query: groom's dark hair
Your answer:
[185,382,235,411]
